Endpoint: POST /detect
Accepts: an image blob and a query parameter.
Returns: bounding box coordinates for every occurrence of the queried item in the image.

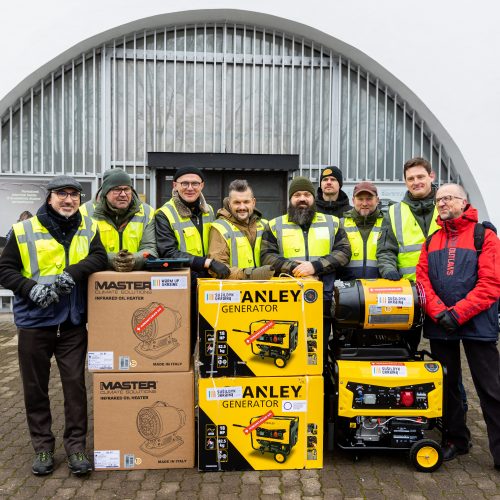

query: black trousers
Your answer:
[18,324,88,455]
[430,339,500,464]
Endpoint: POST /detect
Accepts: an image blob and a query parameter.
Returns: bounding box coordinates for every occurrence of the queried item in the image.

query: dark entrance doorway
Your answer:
[148,153,299,220]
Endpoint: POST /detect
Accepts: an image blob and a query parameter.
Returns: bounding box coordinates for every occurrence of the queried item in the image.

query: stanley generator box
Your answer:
[197,278,323,377]
[330,279,445,472]
[198,375,323,471]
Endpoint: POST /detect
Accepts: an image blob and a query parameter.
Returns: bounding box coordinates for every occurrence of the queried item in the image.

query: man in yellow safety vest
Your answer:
[338,181,383,280]
[377,157,439,281]
[0,175,107,476]
[207,179,274,280]
[156,166,230,352]
[261,176,351,365]
[91,168,157,271]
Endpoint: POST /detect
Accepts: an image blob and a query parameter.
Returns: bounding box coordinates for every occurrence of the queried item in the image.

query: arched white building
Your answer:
[0,2,498,231]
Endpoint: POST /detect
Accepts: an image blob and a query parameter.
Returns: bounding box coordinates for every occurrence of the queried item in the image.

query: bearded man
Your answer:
[260,176,351,366]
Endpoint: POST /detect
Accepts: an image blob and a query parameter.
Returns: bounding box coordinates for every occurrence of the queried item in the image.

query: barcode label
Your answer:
[124,454,135,468]
[119,356,130,370]
[377,294,412,307]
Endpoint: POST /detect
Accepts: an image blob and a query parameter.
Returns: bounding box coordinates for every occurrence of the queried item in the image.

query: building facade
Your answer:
[0,3,497,232]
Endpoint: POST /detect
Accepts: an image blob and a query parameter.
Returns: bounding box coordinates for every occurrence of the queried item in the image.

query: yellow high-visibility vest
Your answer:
[13,215,97,284]
[389,202,439,280]
[157,200,214,256]
[96,203,153,253]
[268,213,339,260]
[341,216,382,278]
[210,218,267,267]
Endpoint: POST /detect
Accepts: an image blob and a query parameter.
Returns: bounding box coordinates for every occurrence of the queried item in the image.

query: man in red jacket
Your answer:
[417,183,500,467]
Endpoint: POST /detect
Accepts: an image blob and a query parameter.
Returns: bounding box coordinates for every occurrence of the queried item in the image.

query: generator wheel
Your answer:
[409,439,443,472]
[274,452,286,464]
[274,357,287,368]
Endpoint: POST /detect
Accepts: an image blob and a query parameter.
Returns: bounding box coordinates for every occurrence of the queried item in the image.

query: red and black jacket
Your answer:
[416,205,500,341]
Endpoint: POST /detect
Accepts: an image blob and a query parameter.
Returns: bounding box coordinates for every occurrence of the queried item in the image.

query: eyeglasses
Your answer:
[52,190,81,200]
[178,181,202,188]
[110,186,132,195]
[434,195,464,205]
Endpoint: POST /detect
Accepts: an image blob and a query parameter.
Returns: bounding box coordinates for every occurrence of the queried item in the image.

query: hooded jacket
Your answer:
[316,187,352,218]
[207,199,266,279]
[416,205,500,341]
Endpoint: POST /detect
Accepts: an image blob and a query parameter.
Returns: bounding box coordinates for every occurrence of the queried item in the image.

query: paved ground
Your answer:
[1,313,500,499]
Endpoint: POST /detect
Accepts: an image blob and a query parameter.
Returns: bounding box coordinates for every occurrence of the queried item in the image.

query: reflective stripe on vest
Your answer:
[79,201,96,218]
[13,215,96,284]
[96,203,153,253]
[341,216,382,274]
[389,202,440,280]
[158,200,214,256]
[210,218,266,267]
[269,213,338,260]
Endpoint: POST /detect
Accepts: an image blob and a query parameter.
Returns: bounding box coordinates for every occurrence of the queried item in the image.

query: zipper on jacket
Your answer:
[303,228,309,260]
[56,324,61,338]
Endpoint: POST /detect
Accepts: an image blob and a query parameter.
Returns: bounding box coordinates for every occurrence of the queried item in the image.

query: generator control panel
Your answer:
[346,382,435,410]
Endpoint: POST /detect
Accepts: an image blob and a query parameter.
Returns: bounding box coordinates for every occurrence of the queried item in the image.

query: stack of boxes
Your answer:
[87,270,195,470]
[197,278,325,471]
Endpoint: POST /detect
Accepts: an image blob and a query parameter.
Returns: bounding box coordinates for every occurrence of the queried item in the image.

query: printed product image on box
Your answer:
[88,271,190,372]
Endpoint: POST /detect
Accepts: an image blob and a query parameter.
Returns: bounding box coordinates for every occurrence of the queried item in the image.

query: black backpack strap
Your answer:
[425,229,439,251]
[474,223,486,255]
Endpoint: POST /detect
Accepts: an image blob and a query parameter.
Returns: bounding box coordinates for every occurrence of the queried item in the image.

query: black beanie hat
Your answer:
[320,166,343,188]
[288,176,315,198]
[101,168,132,196]
[173,166,205,182]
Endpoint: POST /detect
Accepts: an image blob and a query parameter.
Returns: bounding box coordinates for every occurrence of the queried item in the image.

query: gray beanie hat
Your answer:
[288,176,315,198]
[101,168,132,196]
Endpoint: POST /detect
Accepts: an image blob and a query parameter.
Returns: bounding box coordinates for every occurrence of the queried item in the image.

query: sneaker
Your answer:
[32,451,54,475]
[67,451,92,475]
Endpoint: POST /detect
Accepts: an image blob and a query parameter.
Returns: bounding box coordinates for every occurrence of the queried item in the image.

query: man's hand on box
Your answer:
[112,249,136,272]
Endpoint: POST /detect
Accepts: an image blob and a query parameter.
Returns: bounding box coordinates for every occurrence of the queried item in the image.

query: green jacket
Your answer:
[339,207,383,280]
[93,194,157,270]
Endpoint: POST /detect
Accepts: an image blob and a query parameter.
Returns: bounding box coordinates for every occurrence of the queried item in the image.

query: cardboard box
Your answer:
[88,271,190,372]
[93,370,195,470]
[198,375,323,471]
[197,278,323,377]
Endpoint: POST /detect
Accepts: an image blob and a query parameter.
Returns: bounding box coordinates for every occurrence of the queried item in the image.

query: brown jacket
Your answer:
[207,198,266,279]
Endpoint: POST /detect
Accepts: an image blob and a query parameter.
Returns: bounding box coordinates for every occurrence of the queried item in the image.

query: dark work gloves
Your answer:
[112,249,136,272]
[52,271,76,295]
[435,310,460,333]
[384,270,401,281]
[209,260,230,279]
[28,284,60,308]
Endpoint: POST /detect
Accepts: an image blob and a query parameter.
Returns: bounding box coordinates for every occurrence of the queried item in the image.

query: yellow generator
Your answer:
[330,279,445,472]
[234,415,299,464]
